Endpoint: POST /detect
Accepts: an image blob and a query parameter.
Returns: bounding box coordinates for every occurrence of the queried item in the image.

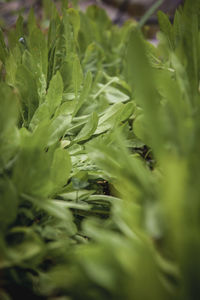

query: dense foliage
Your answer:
[0,0,200,299]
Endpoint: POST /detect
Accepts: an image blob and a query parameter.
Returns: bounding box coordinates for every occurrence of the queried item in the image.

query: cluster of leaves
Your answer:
[0,0,200,299]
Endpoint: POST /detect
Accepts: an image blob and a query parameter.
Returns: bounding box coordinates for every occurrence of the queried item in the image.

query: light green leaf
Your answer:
[29,27,48,77]
[87,195,121,204]
[74,112,98,143]
[27,8,37,34]
[5,52,18,86]
[29,103,50,131]
[72,55,83,100]
[94,102,133,135]
[50,148,72,192]
[67,8,80,40]
[0,29,8,64]
[48,115,72,147]
[73,71,93,117]
[94,103,122,134]
[16,64,39,123]
[0,83,18,135]
[46,71,63,116]
[157,10,174,49]
[102,85,129,104]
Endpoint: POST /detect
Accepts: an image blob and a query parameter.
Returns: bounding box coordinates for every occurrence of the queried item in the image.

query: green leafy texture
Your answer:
[4,227,45,268]
[126,29,164,157]
[47,15,62,85]
[0,29,8,64]
[86,5,111,48]
[73,71,93,117]
[102,85,129,104]
[16,64,39,125]
[67,8,80,41]
[50,148,72,193]
[74,112,98,143]
[47,115,72,147]
[2,1,200,300]
[5,50,19,87]
[0,83,19,170]
[182,0,200,103]
[94,102,134,135]
[29,103,50,131]
[157,11,174,50]
[87,131,154,205]
[81,42,103,74]
[46,71,63,116]
[60,58,73,91]
[72,55,83,100]
[27,8,37,35]
[53,21,67,76]
[21,50,47,105]
[29,27,48,78]
[0,179,18,231]
[12,132,52,197]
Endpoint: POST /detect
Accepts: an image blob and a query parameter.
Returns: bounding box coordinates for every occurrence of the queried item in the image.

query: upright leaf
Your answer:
[73,71,93,117]
[72,55,83,100]
[0,29,8,64]
[68,8,80,41]
[46,71,63,116]
[29,27,48,78]
[50,148,72,193]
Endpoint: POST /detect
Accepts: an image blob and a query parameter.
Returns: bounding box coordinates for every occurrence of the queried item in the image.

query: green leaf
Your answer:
[0,83,18,135]
[29,27,48,78]
[74,112,98,143]
[94,102,133,135]
[16,64,39,124]
[0,180,18,230]
[87,194,121,204]
[72,55,83,100]
[12,147,52,197]
[25,195,77,236]
[50,148,72,192]
[73,71,93,117]
[46,71,63,116]
[29,103,50,131]
[67,8,80,41]
[6,227,44,267]
[102,85,129,104]
[48,115,72,147]
[157,10,174,49]
[0,84,19,170]
[138,0,164,28]
[0,29,8,64]
[126,29,163,154]
[16,16,24,39]
[27,8,37,34]
[94,103,122,135]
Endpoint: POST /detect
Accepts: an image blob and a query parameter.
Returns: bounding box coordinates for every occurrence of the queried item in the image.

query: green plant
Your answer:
[0,0,200,299]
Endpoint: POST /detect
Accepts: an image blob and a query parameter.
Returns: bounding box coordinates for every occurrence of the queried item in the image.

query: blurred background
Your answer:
[0,0,184,41]
[0,0,184,25]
